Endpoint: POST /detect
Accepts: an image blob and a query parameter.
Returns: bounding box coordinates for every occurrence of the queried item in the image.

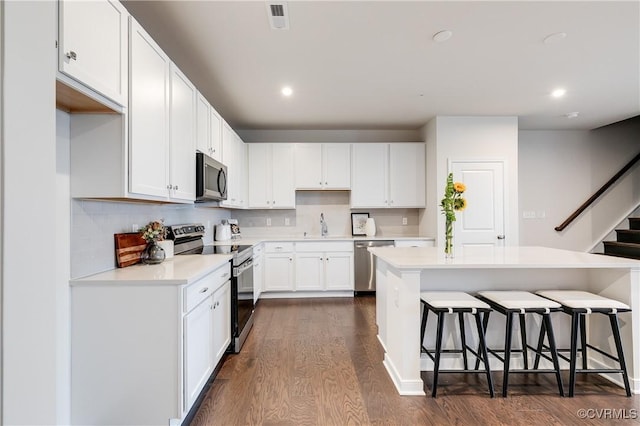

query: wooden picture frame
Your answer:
[351,213,370,236]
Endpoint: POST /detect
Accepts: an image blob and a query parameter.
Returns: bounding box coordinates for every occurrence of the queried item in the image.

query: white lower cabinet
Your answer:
[71,262,231,426]
[183,293,215,410]
[295,241,354,291]
[263,242,295,291]
[253,243,264,302]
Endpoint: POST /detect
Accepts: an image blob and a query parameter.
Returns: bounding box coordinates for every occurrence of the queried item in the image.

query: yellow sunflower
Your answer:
[453,182,466,193]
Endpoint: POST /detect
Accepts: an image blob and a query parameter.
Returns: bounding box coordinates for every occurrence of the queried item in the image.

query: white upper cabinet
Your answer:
[295,143,351,190]
[196,93,210,155]
[350,143,388,207]
[129,18,170,199]
[248,144,295,209]
[195,92,223,162]
[210,108,222,162]
[388,143,425,208]
[168,64,197,202]
[220,124,247,208]
[129,18,195,202]
[58,0,128,106]
[351,143,425,208]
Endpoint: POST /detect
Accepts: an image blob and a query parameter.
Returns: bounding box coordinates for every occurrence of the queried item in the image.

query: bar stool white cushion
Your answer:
[421,291,490,310]
[537,290,630,310]
[478,291,561,310]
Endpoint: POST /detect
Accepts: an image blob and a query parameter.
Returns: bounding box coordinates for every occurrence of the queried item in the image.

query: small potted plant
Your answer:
[139,220,167,264]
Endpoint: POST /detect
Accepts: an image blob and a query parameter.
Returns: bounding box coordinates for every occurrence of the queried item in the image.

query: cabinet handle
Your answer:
[66,51,77,61]
[174,185,179,190]
[273,200,275,204]
[390,200,394,204]
[199,287,209,293]
[497,235,506,240]
[325,182,328,185]
[319,181,322,185]
[167,184,172,190]
[267,201,270,204]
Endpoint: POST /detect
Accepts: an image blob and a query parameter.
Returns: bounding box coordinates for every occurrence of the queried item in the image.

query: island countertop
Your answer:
[368,245,640,270]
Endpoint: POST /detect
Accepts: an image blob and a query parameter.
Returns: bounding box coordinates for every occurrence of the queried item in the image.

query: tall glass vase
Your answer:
[444,218,454,258]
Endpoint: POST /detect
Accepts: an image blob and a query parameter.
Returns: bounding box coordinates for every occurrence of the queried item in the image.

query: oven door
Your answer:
[233,258,254,337]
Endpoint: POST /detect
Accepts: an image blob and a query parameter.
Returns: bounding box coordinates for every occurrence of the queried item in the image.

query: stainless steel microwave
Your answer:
[196,152,227,202]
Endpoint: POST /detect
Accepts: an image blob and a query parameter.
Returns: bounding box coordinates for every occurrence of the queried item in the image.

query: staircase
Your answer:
[603,218,640,259]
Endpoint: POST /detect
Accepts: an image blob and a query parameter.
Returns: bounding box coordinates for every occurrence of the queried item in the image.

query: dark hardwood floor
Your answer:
[191,297,640,425]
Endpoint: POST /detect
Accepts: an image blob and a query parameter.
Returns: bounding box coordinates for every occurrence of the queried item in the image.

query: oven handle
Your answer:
[233,257,254,277]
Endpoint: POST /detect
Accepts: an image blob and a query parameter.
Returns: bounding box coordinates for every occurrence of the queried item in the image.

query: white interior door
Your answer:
[450,160,505,247]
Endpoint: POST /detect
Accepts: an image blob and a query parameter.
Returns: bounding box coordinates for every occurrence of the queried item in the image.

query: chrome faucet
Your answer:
[320,213,328,237]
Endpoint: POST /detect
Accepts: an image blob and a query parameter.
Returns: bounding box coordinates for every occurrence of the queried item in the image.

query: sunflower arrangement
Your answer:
[440,173,467,256]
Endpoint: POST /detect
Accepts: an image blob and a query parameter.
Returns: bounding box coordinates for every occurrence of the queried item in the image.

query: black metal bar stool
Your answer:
[476,291,565,397]
[420,291,494,397]
[536,290,632,397]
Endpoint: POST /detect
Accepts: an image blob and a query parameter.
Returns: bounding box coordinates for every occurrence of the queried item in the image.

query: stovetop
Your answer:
[200,244,253,255]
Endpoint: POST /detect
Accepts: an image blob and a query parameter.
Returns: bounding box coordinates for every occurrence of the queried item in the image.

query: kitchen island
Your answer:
[369,245,640,395]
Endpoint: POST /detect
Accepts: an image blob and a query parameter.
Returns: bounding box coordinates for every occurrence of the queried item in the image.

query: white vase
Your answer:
[365,218,376,236]
[157,239,174,259]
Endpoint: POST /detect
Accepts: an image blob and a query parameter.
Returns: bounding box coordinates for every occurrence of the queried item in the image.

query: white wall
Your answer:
[519,117,640,251]
[3,2,58,424]
[420,116,519,248]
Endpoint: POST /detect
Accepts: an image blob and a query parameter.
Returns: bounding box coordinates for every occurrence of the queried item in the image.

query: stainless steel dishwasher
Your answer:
[354,240,395,295]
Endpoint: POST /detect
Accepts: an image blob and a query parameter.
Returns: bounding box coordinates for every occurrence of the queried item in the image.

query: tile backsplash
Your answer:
[232,191,420,238]
[71,200,230,278]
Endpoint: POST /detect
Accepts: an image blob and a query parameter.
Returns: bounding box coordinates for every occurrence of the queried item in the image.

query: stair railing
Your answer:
[555,151,640,232]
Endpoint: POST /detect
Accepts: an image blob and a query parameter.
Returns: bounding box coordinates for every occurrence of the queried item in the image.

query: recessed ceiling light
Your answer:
[433,30,453,43]
[281,86,293,97]
[565,112,579,119]
[551,88,566,98]
[544,32,567,44]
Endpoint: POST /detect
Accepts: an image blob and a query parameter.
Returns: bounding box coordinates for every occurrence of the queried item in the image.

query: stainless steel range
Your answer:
[169,224,254,353]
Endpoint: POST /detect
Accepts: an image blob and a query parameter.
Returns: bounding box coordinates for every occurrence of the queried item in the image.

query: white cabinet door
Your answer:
[253,248,263,303]
[325,252,354,291]
[129,18,170,198]
[59,0,128,105]
[183,296,214,410]
[220,123,241,208]
[295,144,323,189]
[247,143,270,208]
[324,144,351,189]
[169,64,196,202]
[210,108,222,161]
[295,143,350,190]
[248,144,295,209]
[236,133,248,208]
[271,144,295,208]
[196,93,210,155]
[264,254,294,291]
[351,143,387,208]
[212,281,231,365]
[295,252,324,291]
[389,143,425,208]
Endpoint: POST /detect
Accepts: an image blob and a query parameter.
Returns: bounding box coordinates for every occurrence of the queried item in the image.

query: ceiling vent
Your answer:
[266,1,290,30]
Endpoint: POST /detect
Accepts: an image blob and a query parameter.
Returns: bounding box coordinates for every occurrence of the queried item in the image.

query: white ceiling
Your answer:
[122,1,640,132]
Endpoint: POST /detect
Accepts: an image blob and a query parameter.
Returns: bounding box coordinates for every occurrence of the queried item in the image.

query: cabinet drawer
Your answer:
[295,241,353,252]
[184,263,231,312]
[264,242,294,253]
[252,243,263,255]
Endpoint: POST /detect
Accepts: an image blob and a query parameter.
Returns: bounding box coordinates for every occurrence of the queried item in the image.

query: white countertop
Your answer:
[369,245,640,270]
[70,254,232,286]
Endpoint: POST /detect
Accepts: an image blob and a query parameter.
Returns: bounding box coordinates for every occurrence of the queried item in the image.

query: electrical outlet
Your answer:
[266,217,272,227]
[285,217,290,226]
[132,224,139,232]
[402,217,407,226]
[522,211,536,219]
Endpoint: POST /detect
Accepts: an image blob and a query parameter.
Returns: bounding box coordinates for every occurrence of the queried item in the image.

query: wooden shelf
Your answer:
[56,80,117,114]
